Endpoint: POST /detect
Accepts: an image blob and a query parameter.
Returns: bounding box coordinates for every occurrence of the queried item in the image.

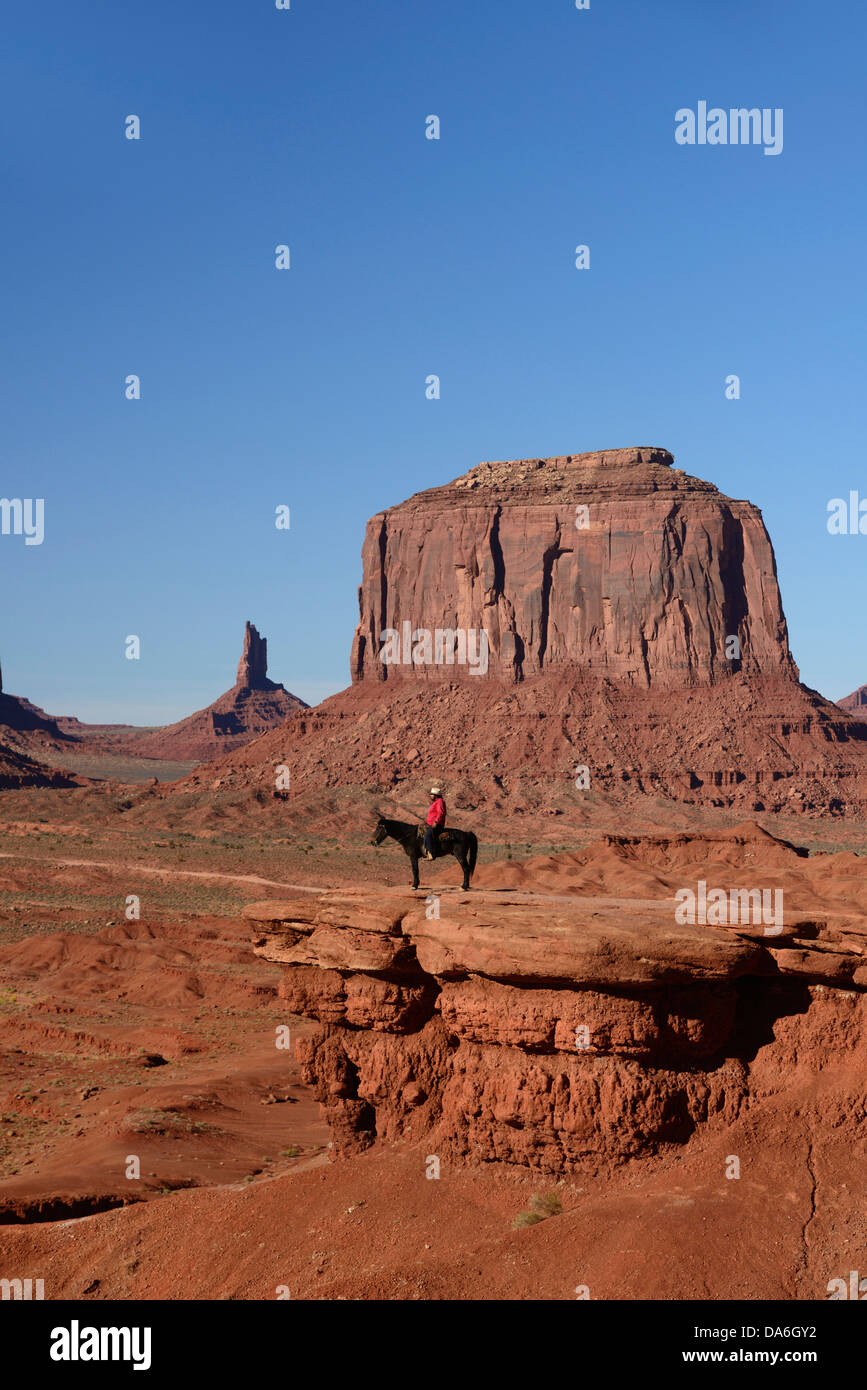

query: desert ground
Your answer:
[1,771,864,1302]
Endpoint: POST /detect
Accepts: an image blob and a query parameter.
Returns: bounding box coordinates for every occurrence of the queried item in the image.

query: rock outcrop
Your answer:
[246,825,867,1173]
[839,684,867,719]
[124,622,307,760]
[0,623,307,769]
[236,622,271,690]
[352,447,797,687]
[0,739,81,789]
[0,665,85,786]
[0,685,69,743]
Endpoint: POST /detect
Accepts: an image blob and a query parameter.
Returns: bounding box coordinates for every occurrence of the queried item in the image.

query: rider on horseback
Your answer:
[371,802,476,891]
[423,785,446,860]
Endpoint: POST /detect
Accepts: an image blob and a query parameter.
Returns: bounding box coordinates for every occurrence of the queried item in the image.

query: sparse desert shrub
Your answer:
[513,1191,562,1229]
[124,1107,215,1137]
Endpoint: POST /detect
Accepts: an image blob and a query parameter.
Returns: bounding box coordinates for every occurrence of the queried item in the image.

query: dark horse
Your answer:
[371,816,478,891]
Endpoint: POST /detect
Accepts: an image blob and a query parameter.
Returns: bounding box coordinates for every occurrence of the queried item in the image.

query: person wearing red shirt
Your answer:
[424,785,447,859]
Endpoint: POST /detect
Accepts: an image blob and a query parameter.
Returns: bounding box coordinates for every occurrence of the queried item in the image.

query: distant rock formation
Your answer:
[0,662,82,784]
[0,664,76,782]
[122,622,307,760]
[352,446,797,687]
[0,688,65,739]
[839,684,867,720]
[0,622,306,771]
[178,447,867,819]
[0,738,81,789]
[236,622,272,690]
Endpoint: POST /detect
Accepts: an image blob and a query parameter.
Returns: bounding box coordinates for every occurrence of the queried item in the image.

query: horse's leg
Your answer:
[457,848,470,891]
[410,852,420,890]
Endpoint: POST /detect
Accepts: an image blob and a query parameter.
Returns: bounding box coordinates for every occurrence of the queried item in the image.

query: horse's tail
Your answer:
[467,831,478,880]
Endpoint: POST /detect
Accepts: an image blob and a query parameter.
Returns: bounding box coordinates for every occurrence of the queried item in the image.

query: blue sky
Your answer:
[1,0,864,722]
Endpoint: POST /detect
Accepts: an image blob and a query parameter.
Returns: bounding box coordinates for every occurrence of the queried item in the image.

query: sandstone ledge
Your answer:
[244,882,866,1172]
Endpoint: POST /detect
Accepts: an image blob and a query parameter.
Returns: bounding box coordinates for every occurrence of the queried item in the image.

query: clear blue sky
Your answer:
[1,0,864,722]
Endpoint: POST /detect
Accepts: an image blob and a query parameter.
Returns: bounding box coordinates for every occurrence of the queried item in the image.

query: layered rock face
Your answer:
[0,677,68,742]
[247,826,867,1172]
[0,740,80,789]
[352,447,797,688]
[839,684,867,719]
[0,662,84,786]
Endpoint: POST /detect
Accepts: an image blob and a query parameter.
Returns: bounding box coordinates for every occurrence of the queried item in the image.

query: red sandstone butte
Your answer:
[351,446,796,687]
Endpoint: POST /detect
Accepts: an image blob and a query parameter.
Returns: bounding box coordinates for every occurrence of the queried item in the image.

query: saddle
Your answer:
[418,825,450,859]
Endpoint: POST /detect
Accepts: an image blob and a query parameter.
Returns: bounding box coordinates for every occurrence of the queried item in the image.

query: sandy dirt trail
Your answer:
[0,852,324,895]
[0,851,602,906]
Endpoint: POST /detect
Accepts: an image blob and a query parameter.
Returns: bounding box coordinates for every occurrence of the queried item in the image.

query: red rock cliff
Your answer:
[351,447,797,688]
[245,825,867,1173]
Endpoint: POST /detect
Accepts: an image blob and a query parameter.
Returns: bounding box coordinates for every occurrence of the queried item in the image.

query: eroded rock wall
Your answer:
[246,856,867,1173]
[351,447,797,688]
